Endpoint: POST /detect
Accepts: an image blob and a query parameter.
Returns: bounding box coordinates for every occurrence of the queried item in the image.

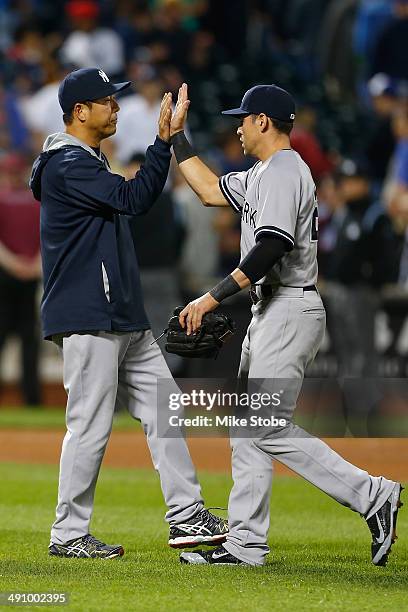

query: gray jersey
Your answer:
[219,149,318,287]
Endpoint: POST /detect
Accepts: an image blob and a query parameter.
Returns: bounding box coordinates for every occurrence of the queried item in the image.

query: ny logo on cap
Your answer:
[290,113,295,120]
[98,70,110,83]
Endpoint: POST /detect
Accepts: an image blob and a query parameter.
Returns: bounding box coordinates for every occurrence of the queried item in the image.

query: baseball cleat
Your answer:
[169,508,228,548]
[365,482,403,566]
[49,534,124,559]
[180,545,248,565]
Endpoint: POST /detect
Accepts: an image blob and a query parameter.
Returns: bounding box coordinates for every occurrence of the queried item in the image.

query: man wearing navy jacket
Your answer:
[30,68,227,559]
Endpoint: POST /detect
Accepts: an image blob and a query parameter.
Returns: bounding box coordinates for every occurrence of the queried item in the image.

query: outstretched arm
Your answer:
[64,93,173,216]
[170,83,228,207]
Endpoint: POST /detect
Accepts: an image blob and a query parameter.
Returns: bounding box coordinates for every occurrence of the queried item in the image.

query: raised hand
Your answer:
[170,83,190,137]
[158,92,173,142]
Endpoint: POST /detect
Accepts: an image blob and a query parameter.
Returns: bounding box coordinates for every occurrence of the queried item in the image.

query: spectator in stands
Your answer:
[365,73,399,186]
[202,0,247,61]
[316,172,344,279]
[277,0,328,82]
[114,4,159,63]
[318,0,360,99]
[184,29,220,81]
[290,106,333,182]
[60,0,125,77]
[152,0,194,69]
[150,0,208,32]
[245,4,278,69]
[353,0,393,81]
[122,153,184,374]
[0,153,41,405]
[212,206,241,278]
[172,165,219,295]
[384,102,408,286]
[5,22,44,91]
[113,64,163,164]
[19,58,68,151]
[205,127,248,278]
[322,159,398,377]
[371,0,408,80]
[320,158,399,431]
[210,126,252,175]
[0,81,29,155]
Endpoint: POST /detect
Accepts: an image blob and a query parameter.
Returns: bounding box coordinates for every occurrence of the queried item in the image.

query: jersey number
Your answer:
[311,206,318,242]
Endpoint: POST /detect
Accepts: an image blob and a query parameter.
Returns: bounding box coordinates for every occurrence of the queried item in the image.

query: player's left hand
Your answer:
[170,83,190,137]
[179,293,220,335]
[158,92,173,142]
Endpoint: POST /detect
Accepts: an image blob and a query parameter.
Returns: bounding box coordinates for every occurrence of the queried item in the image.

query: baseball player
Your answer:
[167,83,403,566]
[29,68,227,559]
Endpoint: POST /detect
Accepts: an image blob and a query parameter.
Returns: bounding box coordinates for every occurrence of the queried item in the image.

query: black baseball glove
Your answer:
[164,306,235,358]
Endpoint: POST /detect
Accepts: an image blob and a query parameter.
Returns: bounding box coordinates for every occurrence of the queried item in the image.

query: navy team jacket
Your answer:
[29,132,171,339]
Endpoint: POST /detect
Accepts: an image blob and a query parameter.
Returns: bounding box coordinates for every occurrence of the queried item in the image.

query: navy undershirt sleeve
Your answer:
[239,235,287,283]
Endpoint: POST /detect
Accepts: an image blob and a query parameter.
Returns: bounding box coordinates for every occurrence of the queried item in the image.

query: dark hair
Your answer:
[63,101,93,125]
[270,118,294,135]
[250,114,293,135]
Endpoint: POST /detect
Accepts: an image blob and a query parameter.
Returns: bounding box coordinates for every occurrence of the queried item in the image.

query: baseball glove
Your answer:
[164,306,235,358]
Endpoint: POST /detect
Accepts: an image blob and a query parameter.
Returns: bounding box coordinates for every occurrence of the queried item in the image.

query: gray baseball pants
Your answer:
[51,330,203,545]
[223,287,395,566]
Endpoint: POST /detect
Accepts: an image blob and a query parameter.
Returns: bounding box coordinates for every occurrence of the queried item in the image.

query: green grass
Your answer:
[0,463,407,611]
[0,408,137,431]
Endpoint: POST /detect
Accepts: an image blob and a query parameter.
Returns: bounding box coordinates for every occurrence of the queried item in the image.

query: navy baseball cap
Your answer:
[222,85,296,122]
[58,67,131,113]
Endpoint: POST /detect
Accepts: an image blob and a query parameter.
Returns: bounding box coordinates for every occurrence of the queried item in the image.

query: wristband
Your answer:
[170,131,195,164]
[209,274,241,303]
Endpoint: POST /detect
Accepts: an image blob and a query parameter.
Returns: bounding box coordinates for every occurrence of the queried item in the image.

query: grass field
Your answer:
[0,462,407,611]
[0,408,137,431]
[1,407,408,438]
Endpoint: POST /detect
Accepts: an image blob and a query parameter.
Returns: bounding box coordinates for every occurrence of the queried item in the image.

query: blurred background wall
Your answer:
[0,0,408,406]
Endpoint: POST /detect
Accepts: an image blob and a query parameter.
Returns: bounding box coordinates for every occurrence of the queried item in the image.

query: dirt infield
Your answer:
[0,430,407,479]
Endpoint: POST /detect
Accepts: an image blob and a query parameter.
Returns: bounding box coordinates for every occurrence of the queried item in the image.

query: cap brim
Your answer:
[111,81,131,94]
[221,107,250,117]
[87,81,131,102]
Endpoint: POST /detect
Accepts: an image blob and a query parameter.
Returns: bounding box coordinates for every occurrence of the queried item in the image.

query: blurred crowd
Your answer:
[1,0,408,402]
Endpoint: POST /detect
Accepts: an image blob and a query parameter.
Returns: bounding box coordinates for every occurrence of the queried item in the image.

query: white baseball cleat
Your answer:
[180,545,249,565]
